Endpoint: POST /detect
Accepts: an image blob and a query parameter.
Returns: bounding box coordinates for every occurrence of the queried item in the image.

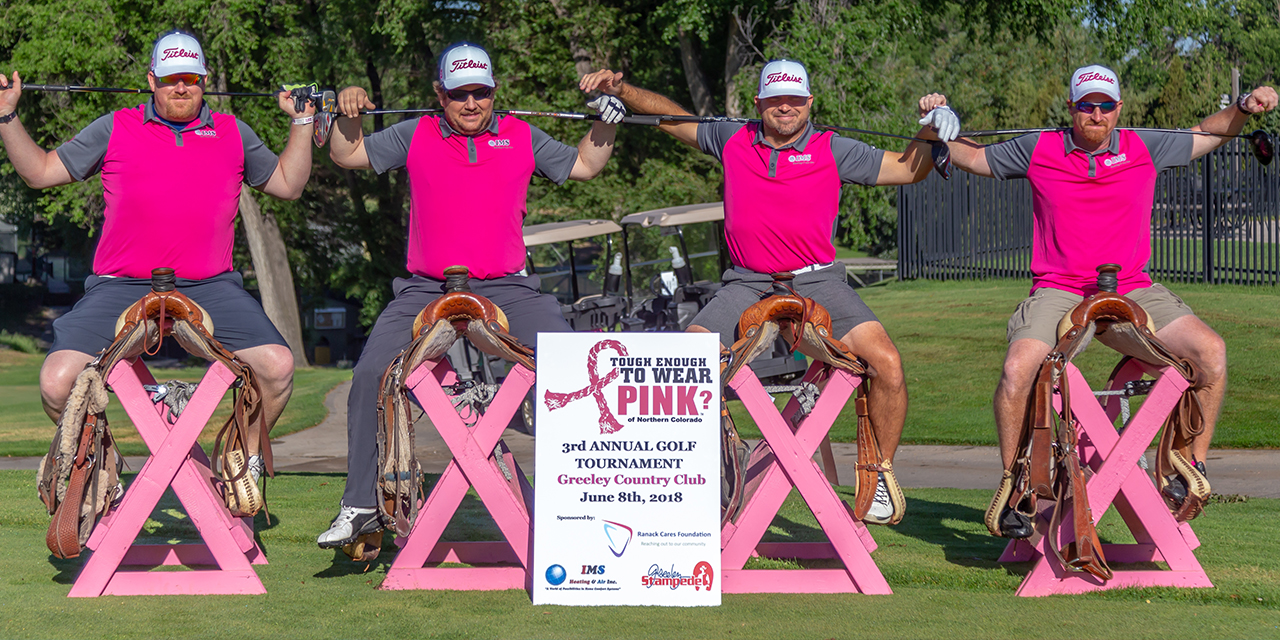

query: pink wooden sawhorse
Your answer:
[721,361,891,594]
[68,358,267,597]
[999,360,1213,596]
[380,360,535,591]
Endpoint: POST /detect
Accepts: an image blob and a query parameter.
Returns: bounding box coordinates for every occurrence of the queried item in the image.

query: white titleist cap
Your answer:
[1070,64,1120,102]
[757,59,810,99]
[438,43,495,90]
[150,31,207,77]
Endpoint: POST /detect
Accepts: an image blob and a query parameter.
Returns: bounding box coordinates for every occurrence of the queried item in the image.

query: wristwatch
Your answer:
[0,110,17,125]
[292,115,315,125]
[1237,92,1254,115]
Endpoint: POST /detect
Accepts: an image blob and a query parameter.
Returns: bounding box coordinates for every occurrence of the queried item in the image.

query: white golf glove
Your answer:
[919,106,960,142]
[587,95,626,125]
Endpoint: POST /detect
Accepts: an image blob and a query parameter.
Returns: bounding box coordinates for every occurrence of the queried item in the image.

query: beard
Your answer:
[1078,122,1113,147]
[765,112,807,137]
[157,95,201,122]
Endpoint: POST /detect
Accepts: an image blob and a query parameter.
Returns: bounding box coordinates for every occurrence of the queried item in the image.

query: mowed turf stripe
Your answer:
[0,472,1276,639]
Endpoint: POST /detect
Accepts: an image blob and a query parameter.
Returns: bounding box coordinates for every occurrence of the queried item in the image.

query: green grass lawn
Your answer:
[729,279,1280,448]
[3,277,1277,457]
[0,471,1276,639]
[0,349,351,457]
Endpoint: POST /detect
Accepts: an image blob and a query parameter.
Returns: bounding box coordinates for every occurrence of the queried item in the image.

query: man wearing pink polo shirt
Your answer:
[318,42,624,548]
[0,30,315,499]
[945,64,1277,536]
[580,60,958,524]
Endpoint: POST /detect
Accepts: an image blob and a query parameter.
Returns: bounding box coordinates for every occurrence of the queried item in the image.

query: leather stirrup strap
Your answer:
[47,415,98,559]
[852,384,883,519]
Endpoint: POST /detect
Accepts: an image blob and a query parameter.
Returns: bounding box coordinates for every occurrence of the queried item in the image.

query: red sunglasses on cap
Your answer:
[157,73,204,87]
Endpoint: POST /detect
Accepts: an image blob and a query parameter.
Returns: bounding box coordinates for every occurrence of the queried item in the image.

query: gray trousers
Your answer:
[342,273,571,507]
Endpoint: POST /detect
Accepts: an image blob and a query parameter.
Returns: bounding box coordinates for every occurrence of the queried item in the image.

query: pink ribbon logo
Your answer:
[544,339,628,434]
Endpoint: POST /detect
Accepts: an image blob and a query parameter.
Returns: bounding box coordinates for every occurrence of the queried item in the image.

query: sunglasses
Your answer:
[157,73,204,87]
[1071,100,1118,114]
[445,86,494,102]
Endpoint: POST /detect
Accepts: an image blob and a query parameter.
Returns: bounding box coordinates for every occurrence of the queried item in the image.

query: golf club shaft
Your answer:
[328,107,751,126]
[959,126,1252,140]
[2,83,277,97]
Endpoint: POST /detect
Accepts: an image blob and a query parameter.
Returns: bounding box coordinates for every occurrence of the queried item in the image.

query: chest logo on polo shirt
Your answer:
[488,138,512,148]
[194,129,218,138]
[1103,153,1128,168]
[787,153,813,164]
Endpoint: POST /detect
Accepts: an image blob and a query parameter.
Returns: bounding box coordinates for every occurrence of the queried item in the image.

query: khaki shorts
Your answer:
[1006,284,1195,346]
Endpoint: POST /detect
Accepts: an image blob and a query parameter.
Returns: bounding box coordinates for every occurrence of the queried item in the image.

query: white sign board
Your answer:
[533,333,721,606]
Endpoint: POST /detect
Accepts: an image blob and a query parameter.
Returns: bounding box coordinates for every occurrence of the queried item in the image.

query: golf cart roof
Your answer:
[620,202,724,228]
[522,219,623,246]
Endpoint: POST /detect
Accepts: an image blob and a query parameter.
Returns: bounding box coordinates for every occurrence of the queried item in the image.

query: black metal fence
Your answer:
[897,139,1280,285]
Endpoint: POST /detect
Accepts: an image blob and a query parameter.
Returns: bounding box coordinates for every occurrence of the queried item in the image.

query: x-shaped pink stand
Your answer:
[720,361,891,594]
[999,360,1212,596]
[380,360,535,591]
[68,358,266,597]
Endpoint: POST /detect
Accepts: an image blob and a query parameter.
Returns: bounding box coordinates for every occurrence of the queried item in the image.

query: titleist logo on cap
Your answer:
[161,47,200,62]
[765,72,803,86]
[450,58,488,73]
[1075,71,1115,86]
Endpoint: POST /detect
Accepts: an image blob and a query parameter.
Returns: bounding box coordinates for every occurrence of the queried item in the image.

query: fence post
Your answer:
[1201,151,1214,283]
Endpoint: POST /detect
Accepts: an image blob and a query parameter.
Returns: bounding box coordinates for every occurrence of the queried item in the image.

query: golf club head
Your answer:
[931,141,952,180]
[1248,129,1273,166]
[313,90,336,148]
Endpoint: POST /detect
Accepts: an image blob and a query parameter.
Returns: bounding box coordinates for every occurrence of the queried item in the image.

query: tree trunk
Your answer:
[677,27,716,116]
[724,12,752,118]
[239,189,309,368]
[549,0,599,77]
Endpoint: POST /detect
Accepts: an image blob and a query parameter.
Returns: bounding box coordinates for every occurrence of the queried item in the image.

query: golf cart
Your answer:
[522,218,628,331]
[619,202,809,385]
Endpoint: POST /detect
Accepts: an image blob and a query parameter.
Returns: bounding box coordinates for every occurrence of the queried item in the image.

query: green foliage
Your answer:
[0,330,40,353]
[2,0,1276,322]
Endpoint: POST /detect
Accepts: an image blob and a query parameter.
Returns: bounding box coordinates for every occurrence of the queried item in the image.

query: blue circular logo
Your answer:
[545,564,567,585]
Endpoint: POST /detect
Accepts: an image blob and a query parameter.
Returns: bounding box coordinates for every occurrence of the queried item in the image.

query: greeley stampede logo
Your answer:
[640,561,714,590]
[544,339,629,434]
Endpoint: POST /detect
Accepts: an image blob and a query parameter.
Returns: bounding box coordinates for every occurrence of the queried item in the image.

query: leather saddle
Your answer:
[38,268,268,559]
[985,265,1207,582]
[719,274,906,527]
[354,266,536,562]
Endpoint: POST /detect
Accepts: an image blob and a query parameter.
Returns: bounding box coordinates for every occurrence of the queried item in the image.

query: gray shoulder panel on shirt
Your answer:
[1135,130,1194,171]
[529,122,579,185]
[829,133,885,186]
[54,113,115,182]
[236,120,280,188]
[365,118,420,174]
[985,133,1041,180]
[697,121,746,162]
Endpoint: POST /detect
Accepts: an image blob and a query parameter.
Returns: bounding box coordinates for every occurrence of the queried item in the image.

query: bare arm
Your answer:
[880,92,962,186]
[1188,86,1278,160]
[580,69,699,148]
[328,86,375,170]
[876,129,942,185]
[948,138,994,177]
[0,72,74,188]
[257,89,317,200]
[568,121,616,180]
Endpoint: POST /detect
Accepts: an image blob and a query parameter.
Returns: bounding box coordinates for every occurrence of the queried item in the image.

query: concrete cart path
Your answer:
[266,380,1280,498]
[7,379,1277,498]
